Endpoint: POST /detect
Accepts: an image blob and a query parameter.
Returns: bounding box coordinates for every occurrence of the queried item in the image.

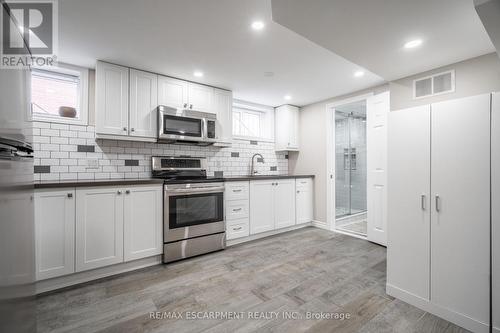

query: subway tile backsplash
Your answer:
[32,122,288,181]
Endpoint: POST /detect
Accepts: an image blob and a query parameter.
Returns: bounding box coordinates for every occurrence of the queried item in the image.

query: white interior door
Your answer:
[493,92,500,333]
[366,91,389,245]
[431,94,490,328]
[386,105,431,301]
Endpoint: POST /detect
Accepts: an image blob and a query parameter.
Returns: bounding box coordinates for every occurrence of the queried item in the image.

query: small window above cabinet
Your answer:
[275,104,299,151]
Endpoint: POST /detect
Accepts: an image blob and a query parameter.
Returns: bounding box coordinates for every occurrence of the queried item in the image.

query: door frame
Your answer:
[325,93,373,234]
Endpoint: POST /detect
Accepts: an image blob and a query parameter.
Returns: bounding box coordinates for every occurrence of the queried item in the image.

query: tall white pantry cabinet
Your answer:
[387,93,496,333]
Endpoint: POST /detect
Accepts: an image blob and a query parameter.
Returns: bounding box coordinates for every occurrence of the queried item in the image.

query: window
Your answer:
[30,63,88,125]
[232,100,274,142]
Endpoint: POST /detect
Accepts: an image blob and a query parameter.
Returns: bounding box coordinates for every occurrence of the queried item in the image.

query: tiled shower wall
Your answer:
[32,122,288,181]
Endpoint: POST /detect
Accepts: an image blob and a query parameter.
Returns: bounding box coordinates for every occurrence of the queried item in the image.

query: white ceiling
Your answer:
[271,0,496,81]
[57,0,384,107]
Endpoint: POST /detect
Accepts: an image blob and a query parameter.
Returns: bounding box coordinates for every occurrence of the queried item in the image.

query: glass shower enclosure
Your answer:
[335,103,367,221]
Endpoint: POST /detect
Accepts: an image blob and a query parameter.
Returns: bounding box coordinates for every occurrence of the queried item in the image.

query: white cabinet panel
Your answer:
[225,181,249,201]
[275,105,299,151]
[226,218,250,240]
[76,187,124,272]
[129,69,157,138]
[158,75,188,109]
[188,83,213,113]
[213,88,233,144]
[430,94,491,326]
[225,199,249,220]
[124,186,162,261]
[296,178,313,224]
[250,180,275,234]
[387,105,431,301]
[35,189,75,280]
[492,91,500,333]
[96,61,129,136]
[274,179,296,229]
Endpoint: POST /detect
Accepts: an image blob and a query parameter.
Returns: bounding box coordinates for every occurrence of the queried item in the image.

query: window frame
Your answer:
[29,63,89,125]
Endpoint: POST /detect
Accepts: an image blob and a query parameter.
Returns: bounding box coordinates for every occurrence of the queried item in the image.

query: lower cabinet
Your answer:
[75,186,125,272]
[35,184,163,280]
[123,186,162,261]
[249,179,296,234]
[296,178,313,224]
[35,189,75,280]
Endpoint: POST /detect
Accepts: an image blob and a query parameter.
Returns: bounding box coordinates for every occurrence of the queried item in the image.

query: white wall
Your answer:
[390,53,500,110]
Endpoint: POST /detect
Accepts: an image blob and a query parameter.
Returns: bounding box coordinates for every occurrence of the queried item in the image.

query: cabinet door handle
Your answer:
[183,103,188,108]
[130,128,135,132]
[233,189,242,193]
[233,226,242,231]
[190,104,193,109]
[125,190,130,194]
[67,193,73,198]
[233,208,242,212]
[123,127,127,131]
[297,190,300,193]
[117,190,122,195]
[421,194,426,210]
[435,195,441,212]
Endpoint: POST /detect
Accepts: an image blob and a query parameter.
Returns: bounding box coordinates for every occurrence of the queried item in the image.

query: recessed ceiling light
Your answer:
[284,95,292,100]
[193,71,204,78]
[404,39,423,49]
[354,70,365,78]
[251,21,265,31]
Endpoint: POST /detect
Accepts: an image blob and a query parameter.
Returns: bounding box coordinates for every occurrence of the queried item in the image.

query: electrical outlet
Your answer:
[86,159,99,169]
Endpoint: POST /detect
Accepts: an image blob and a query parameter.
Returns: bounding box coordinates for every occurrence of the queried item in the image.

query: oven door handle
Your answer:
[166,187,225,195]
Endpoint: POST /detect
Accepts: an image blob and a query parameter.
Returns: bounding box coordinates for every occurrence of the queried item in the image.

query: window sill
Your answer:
[31,115,88,126]
[232,136,274,144]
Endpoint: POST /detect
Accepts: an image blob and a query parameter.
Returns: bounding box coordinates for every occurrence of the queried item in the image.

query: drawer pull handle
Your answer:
[233,189,242,192]
[233,208,242,212]
[233,226,242,231]
[300,181,307,184]
[67,193,73,198]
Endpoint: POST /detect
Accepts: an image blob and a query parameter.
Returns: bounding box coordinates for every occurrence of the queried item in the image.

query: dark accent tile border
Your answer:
[257,157,264,163]
[34,165,50,173]
[77,145,95,152]
[124,159,139,166]
[214,171,224,178]
[250,140,258,145]
[231,152,239,157]
[270,166,277,171]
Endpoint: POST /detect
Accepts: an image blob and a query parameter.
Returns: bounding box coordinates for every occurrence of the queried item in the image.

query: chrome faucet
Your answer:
[251,153,265,175]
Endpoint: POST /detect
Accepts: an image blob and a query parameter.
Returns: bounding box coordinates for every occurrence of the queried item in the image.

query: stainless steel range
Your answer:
[152,156,225,263]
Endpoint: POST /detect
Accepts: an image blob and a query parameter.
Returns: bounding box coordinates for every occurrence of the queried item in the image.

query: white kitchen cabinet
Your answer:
[213,88,233,145]
[75,187,124,272]
[274,179,296,229]
[387,94,491,333]
[387,105,431,301]
[225,181,250,240]
[249,179,296,234]
[492,91,500,333]
[275,105,299,151]
[124,186,162,261]
[34,189,75,280]
[96,61,129,136]
[296,178,313,224]
[129,69,158,139]
[249,180,275,234]
[188,83,214,113]
[158,75,188,109]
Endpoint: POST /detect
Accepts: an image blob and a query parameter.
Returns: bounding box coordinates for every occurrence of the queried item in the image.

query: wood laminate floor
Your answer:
[36,227,470,333]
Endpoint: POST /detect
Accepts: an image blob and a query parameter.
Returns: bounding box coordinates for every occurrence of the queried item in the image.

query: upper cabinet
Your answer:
[157,76,188,109]
[129,69,158,138]
[96,61,233,144]
[275,105,299,151]
[213,88,233,146]
[96,61,129,136]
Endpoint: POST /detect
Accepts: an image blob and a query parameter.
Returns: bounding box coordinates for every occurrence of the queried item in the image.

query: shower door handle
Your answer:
[421,194,426,210]
[435,195,441,212]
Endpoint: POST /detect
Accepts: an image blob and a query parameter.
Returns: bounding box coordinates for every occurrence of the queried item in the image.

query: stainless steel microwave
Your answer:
[157,106,217,145]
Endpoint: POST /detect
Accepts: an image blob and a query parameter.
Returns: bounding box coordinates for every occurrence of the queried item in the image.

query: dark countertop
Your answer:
[34,175,315,189]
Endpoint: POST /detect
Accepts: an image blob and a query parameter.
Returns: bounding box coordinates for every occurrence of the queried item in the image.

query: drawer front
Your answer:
[226,219,249,240]
[296,178,313,190]
[225,199,249,220]
[225,181,249,201]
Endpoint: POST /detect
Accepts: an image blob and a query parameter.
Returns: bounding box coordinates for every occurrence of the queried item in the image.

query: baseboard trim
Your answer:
[36,255,162,294]
[312,220,330,230]
[494,326,500,333]
[386,284,489,333]
[227,222,312,246]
